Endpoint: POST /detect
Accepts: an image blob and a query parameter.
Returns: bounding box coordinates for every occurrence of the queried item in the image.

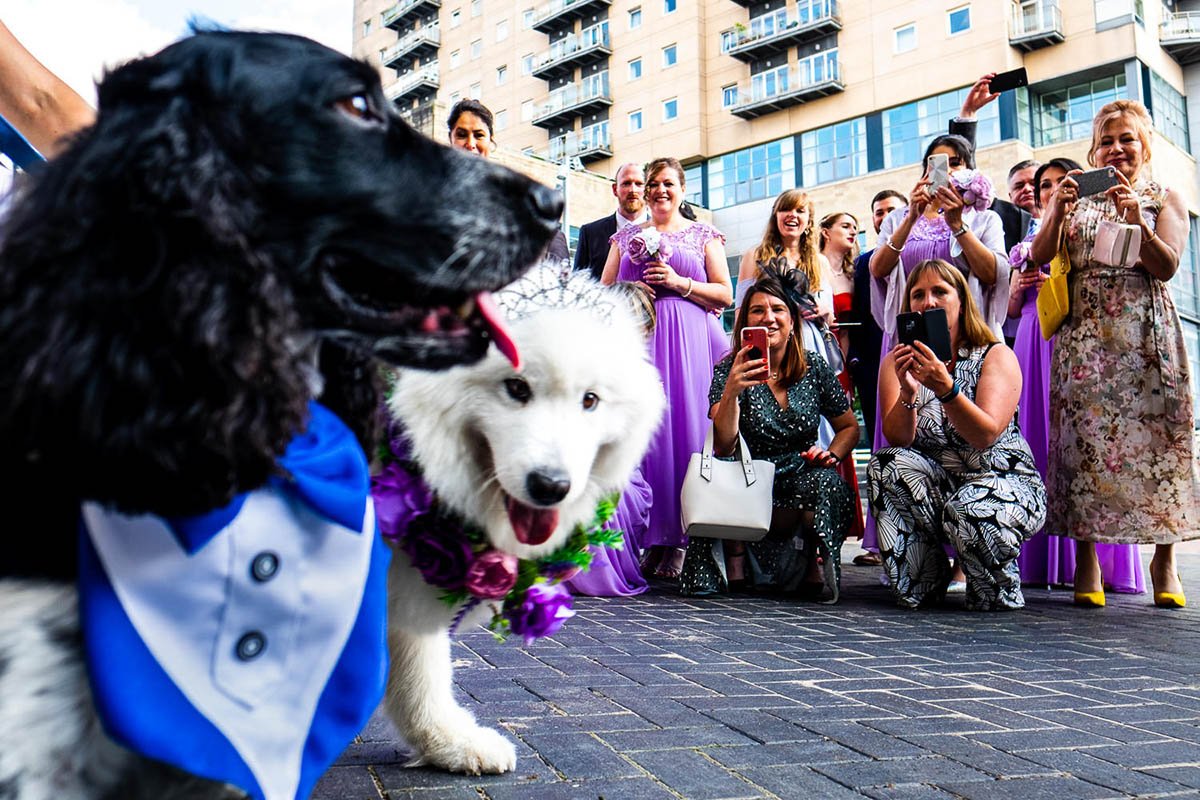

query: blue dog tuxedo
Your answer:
[78,402,390,800]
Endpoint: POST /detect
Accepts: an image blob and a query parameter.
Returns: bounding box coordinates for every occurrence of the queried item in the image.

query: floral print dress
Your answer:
[1047,179,1200,544]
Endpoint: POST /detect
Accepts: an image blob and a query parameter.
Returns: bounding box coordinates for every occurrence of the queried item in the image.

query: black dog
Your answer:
[0,30,559,800]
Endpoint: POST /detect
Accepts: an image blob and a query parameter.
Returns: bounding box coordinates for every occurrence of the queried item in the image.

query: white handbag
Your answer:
[680,426,775,542]
[1093,216,1142,268]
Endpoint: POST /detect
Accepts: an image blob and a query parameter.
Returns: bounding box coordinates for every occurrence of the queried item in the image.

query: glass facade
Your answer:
[1150,71,1190,154]
[801,117,867,185]
[882,86,1000,169]
[1171,216,1200,423]
[707,137,795,210]
[1033,73,1125,146]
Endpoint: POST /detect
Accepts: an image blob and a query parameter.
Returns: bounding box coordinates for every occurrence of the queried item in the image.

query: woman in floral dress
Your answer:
[1031,100,1200,608]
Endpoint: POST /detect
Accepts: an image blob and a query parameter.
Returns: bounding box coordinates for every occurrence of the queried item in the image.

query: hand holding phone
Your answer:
[926,153,950,194]
[1072,166,1119,197]
[896,308,952,362]
[741,326,770,379]
[987,67,1028,94]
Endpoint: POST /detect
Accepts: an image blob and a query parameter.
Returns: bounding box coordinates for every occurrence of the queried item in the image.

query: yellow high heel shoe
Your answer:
[1073,589,1105,608]
[1152,570,1186,608]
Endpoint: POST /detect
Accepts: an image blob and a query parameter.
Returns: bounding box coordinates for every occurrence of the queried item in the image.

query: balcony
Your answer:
[381,25,440,69]
[730,59,844,119]
[532,73,612,128]
[723,1,841,62]
[399,101,436,137]
[542,124,612,164]
[381,0,441,31]
[1009,0,1064,51]
[531,0,612,34]
[1162,10,1200,64]
[385,63,440,103]
[533,23,611,80]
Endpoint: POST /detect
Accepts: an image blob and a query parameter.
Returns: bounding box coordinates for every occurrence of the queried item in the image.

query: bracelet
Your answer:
[899,397,919,410]
[885,238,904,254]
[937,381,961,403]
[829,452,843,465]
[952,226,969,238]
[1144,228,1158,245]
[682,277,694,298]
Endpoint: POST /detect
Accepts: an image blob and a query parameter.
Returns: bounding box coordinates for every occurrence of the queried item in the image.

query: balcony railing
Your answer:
[531,0,612,33]
[532,73,612,127]
[543,125,612,163]
[532,23,611,79]
[385,63,440,102]
[1009,0,1064,51]
[1161,10,1200,65]
[381,0,441,30]
[722,0,841,61]
[731,59,844,119]
[399,101,436,137]
[381,25,441,68]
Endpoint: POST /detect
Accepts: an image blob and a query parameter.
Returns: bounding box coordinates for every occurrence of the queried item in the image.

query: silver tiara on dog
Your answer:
[493,258,617,323]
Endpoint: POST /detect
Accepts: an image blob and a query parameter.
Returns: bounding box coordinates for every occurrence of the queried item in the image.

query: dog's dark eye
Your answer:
[504,377,532,404]
[582,392,599,411]
[334,94,382,124]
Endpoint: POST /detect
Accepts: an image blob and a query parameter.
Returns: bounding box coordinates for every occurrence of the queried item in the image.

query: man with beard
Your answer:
[574,162,647,280]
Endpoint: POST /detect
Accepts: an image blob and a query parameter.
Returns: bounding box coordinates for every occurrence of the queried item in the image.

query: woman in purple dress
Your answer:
[1008,157,1145,595]
[601,157,733,580]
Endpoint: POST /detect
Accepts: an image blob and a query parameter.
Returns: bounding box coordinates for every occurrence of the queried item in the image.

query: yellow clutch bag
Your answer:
[1037,237,1070,340]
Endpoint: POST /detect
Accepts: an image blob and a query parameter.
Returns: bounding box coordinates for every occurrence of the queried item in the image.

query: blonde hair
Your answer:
[753,189,822,293]
[818,211,860,277]
[901,259,997,350]
[1087,99,1154,168]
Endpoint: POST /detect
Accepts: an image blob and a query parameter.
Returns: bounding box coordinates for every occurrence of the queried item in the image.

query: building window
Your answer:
[882,84,1000,169]
[451,8,462,27]
[496,65,508,85]
[1033,72,1126,146]
[748,64,788,103]
[894,23,917,53]
[471,0,482,16]
[1150,71,1191,153]
[663,97,678,120]
[629,7,642,28]
[1095,0,1144,24]
[521,99,534,120]
[450,49,462,68]
[947,5,970,34]
[707,137,795,210]
[720,29,737,53]
[521,53,534,74]
[722,84,738,108]
[495,109,508,130]
[629,58,643,80]
[471,39,482,59]
[664,0,677,13]
[522,8,535,27]
[496,19,509,41]
[662,44,678,67]
[629,109,644,132]
[683,163,704,207]
[450,91,461,104]
[362,19,372,37]
[801,117,868,186]
[469,82,482,99]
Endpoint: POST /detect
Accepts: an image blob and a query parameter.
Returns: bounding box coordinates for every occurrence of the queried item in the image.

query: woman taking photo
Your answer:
[680,267,857,599]
[868,259,1046,611]
[601,157,732,580]
[1031,99,1199,608]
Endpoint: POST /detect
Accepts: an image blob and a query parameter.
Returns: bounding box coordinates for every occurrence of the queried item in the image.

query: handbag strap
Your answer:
[700,425,761,487]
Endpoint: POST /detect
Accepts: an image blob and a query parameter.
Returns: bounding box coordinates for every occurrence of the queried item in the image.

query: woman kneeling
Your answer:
[680,267,858,600]
[868,259,1046,611]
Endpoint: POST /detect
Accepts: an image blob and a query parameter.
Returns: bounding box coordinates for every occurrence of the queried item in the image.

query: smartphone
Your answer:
[988,67,1028,94]
[741,326,770,376]
[896,309,953,362]
[926,153,950,193]
[1073,166,1120,197]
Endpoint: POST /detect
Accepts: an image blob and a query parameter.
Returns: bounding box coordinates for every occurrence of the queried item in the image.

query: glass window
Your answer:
[664,0,677,13]
[663,97,678,120]
[1095,0,1139,22]
[469,82,481,99]
[721,30,737,53]
[521,99,534,121]
[451,8,462,27]
[881,84,1000,169]
[663,44,678,67]
[629,58,642,80]
[629,7,642,27]
[706,137,796,209]
[1174,215,1200,320]
[684,163,704,207]
[495,109,508,130]
[948,5,970,34]
[1034,73,1126,145]
[521,53,534,74]
[894,23,916,53]
[362,19,372,37]
[450,49,462,68]
[629,109,644,132]
[802,117,868,186]
[522,8,534,27]
[470,0,481,16]
[470,39,482,59]
[1150,71,1191,153]
[496,19,509,41]
[496,65,507,85]
[722,84,738,108]
[450,91,461,104]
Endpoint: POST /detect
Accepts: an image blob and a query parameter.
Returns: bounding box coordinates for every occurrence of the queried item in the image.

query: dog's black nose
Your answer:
[526,469,571,505]
[526,184,565,225]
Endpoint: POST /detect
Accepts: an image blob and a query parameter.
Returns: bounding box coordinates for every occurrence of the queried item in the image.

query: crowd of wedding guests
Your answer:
[445,70,1200,614]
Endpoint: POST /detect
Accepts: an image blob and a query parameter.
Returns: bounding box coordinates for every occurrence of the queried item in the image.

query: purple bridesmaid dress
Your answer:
[565,469,652,597]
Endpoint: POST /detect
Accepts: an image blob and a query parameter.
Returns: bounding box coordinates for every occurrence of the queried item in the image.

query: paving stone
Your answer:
[599,723,759,752]
[1015,749,1193,796]
[861,784,962,800]
[969,727,1121,752]
[483,776,679,800]
[310,765,381,799]
[697,709,822,744]
[792,720,935,759]
[738,763,872,799]
[704,739,865,769]
[1084,740,1200,769]
[896,736,1054,778]
[937,775,1127,799]
[813,755,993,788]
[1025,709,1174,744]
[515,731,641,780]
[628,749,767,799]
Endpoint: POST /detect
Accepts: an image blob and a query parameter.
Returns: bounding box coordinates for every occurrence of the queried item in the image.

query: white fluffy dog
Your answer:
[381,266,664,774]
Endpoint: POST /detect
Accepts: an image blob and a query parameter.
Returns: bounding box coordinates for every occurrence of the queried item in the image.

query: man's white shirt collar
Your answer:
[615,210,648,229]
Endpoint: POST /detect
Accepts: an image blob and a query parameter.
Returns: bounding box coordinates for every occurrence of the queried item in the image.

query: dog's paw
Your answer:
[408,724,517,775]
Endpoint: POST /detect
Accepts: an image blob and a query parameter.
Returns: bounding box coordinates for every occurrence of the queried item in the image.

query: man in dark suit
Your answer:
[573,162,647,280]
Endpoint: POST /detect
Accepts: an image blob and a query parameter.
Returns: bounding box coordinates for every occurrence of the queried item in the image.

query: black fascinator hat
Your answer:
[754,258,818,320]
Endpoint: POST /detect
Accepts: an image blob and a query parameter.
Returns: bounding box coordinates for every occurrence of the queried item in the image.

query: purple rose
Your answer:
[626,233,650,264]
[464,550,519,600]
[506,582,575,645]
[371,460,433,543]
[398,513,474,590]
[656,238,674,263]
[1007,241,1032,270]
[952,169,994,213]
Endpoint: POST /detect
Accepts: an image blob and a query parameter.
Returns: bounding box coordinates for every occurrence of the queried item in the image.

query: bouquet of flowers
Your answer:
[627,227,673,266]
[950,169,994,213]
[1008,240,1033,272]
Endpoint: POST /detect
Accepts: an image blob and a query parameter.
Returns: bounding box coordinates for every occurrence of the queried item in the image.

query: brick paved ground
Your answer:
[316,545,1200,799]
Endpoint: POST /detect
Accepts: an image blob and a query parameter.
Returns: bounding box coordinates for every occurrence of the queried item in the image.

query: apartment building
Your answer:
[355,0,1200,404]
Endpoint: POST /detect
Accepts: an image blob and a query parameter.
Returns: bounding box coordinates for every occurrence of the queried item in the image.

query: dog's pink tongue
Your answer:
[506,497,559,545]
[475,291,521,370]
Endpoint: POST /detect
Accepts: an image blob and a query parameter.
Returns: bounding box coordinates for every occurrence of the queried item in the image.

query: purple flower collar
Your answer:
[371,428,621,644]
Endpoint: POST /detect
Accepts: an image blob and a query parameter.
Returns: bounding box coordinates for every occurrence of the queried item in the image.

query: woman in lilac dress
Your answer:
[1008,157,1145,595]
[866,135,1009,581]
[601,157,733,580]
